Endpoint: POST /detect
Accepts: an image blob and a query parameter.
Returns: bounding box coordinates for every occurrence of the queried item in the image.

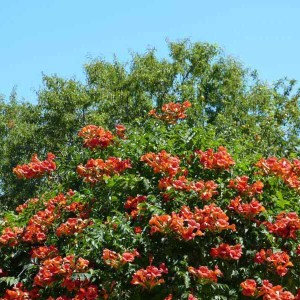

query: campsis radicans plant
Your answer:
[1,102,300,299]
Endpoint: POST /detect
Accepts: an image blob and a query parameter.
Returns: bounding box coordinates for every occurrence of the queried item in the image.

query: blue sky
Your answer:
[0,0,299,102]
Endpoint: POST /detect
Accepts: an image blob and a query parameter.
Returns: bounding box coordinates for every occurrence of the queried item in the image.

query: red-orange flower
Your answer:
[78,125,115,149]
[1,282,40,300]
[254,249,293,276]
[188,265,223,283]
[228,176,264,196]
[56,218,91,237]
[131,263,168,290]
[240,279,257,296]
[158,176,218,201]
[102,249,140,269]
[149,208,204,241]
[13,153,56,179]
[115,124,126,139]
[263,212,300,239]
[258,280,294,300]
[124,195,147,218]
[194,203,236,232]
[141,150,181,177]
[149,101,192,124]
[210,243,242,260]
[256,157,300,190]
[15,198,39,213]
[195,146,235,170]
[31,245,59,260]
[228,196,265,219]
[0,227,23,247]
[33,255,89,288]
[77,157,132,183]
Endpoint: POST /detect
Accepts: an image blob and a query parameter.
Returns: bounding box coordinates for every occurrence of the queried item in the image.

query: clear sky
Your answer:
[0,0,299,103]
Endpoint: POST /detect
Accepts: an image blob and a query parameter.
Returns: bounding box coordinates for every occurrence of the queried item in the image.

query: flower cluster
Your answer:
[56,218,92,237]
[149,101,192,124]
[65,201,90,219]
[210,243,242,260]
[240,279,296,299]
[115,124,126,139]
[193,203,236,232]
[31,245,59,260]
[149,204,235,240]
[22,192,75,244]
[188,265,223,283]
[33,255,89,288]
[131,263,168,290]
[1,282,39,300]
[141,150,181,177]
[102,248,140,268]
[158,176,218,201]
[15,198,39,213]
[78,125,115,149]
[77,157,132,183]
[13,153,56,179]
[149,209,203,241]
[263,212,300,239]
[124,195,147,218]
[0,227,23,247]
[228,175,264,196]
[195,146,235,170]
[22,207,56,244]
[228,196,265,219]
[254,249,293,276]
[256,157,300,190]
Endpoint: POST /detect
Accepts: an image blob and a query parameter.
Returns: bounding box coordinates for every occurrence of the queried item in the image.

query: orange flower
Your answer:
[210,243,242,260]
[77,157,132,183]
[195,146,235,170]
[263,212,300,239]
[124,195,147,218]
[33,255,89,288]
[115,124,126,139]
[141,150,181,177]
[188,265,223,283]
[2,283,39,299]
[194,203,236,232]
[240,279,257,296]
[149,209,204,241]
[31,245,59,260]
[228,196,265,219]
[0,227,23,247]
[56,218,91,237]
[228,176,264,196]
[13,153,56,179]
[258,280,294,300]
[102,249,139,269]
[131,263,168,290]
[256,157,300,190]
[158,176,218,201]
[149,101,192,124]
[78,125,115,149]
[254,249,293,276]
